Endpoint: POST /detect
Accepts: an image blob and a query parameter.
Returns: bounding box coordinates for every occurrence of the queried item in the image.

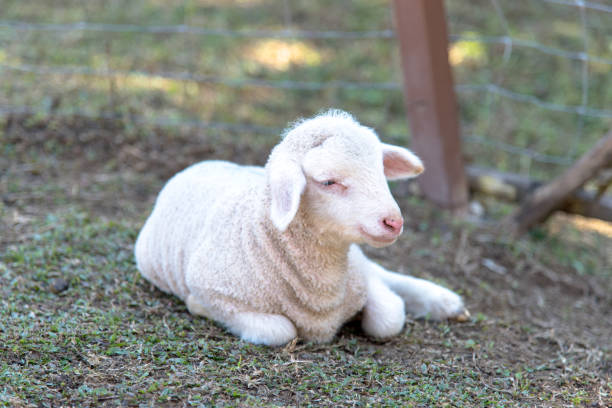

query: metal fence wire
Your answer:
[1,0,611,179]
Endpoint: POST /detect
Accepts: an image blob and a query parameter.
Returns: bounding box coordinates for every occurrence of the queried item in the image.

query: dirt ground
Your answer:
[1,115,611,407]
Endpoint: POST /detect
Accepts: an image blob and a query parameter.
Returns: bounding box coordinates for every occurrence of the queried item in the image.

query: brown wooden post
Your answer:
[393,0,468,210]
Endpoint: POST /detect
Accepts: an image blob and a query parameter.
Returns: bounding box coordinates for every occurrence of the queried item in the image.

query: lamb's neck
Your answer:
[255,187,351,297]
[274,213,351,294]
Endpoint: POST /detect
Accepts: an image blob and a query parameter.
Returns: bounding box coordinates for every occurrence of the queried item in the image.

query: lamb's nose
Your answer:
[382,217,404,234]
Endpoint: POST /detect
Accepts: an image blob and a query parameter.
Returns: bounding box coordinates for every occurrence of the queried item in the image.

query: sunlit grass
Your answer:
[551,213,612,239]
[449,34,487,66]
[246,39,324,71]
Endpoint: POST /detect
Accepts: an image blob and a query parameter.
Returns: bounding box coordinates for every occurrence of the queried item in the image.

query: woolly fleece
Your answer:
[135,110,467,345]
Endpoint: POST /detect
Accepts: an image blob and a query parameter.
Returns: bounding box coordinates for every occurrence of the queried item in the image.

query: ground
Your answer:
[1,116,610,407]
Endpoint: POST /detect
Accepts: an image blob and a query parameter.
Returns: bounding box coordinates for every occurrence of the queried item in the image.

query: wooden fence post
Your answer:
[393,0,468,210]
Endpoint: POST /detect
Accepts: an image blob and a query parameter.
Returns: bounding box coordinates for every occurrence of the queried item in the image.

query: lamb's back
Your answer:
[134,161,265,300]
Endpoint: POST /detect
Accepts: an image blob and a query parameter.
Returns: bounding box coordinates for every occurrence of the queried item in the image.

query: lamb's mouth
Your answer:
[358,227,398,245]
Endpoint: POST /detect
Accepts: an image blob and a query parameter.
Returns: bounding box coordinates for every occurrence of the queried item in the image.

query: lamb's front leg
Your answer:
[186,294,297,346]
[361,273,406,339]
[350,246,469,321]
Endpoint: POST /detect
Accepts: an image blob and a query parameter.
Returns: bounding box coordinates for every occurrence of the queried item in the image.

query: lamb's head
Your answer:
[266,110,424,248]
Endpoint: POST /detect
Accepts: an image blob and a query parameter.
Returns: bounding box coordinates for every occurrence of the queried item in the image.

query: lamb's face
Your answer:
[300,130,423,247]
[266,111,424,245]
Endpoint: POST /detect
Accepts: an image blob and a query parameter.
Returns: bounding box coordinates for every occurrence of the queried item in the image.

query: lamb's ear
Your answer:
[268,159,306,231]
[381,143,424,180]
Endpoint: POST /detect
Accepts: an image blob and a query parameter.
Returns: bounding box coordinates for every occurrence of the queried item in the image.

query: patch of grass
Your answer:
[1,193,610,406]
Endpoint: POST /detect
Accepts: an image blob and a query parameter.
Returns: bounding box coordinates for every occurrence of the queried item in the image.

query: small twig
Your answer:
[281,358,313,366]
[96,395,118,401]
[282,336,299,354]
[453,229,469,274]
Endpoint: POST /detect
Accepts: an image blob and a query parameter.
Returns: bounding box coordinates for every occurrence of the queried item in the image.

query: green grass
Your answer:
[2,210,599,406]
[1,128,610,405]
[1,212,498,406]
[1,0,611,179]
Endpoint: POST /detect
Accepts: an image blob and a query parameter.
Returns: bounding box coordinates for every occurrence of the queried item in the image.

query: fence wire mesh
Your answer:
[1,0,611,179]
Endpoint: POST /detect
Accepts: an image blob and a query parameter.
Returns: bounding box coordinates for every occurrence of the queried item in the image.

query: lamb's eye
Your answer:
[321,180,336,186]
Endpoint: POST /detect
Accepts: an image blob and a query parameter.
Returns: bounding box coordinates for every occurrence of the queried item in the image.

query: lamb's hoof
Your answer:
[450,308,471,323]
[409,285,466,321]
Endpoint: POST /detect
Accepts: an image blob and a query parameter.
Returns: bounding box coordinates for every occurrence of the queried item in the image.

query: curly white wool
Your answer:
[135,110,467,346]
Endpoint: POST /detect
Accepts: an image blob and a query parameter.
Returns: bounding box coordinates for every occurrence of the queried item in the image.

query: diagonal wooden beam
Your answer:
[508,130,612,234]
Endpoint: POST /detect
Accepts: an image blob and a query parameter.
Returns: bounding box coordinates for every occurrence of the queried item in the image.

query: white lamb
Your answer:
[135,110,469,346]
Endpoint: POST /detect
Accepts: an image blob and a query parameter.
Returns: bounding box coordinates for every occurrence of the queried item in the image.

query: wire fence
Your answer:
[449,0,611,176]
[1,0,611,179]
